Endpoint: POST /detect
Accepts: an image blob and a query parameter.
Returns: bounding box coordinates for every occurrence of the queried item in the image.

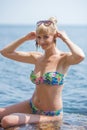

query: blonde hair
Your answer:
[36,17,58,35]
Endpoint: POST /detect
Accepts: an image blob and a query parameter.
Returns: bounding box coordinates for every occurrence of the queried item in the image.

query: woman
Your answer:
[0,17,85,128]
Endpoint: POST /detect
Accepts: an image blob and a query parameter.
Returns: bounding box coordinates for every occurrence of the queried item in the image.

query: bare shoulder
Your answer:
[28,51,43,63]
[29,51,43,58]
[59,51,70,57]
[59,51,71,66]
[58,51,71,73]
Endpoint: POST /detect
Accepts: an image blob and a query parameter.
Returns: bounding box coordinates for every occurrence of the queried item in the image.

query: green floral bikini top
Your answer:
[30,71,65,86]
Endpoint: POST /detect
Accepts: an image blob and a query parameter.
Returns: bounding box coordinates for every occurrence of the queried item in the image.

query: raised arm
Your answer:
[56,31,85,65]
[0,32,42,64]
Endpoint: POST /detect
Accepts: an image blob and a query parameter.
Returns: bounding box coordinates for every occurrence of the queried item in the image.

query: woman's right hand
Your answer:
[24,31,36,41]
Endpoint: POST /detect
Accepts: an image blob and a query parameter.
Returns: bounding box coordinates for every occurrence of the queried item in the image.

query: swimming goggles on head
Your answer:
[36,20,53,26]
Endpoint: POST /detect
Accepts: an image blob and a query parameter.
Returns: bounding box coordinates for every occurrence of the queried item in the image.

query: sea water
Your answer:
[0,24,87,129]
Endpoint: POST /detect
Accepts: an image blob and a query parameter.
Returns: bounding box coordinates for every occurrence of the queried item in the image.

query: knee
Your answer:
[1,116,12,128]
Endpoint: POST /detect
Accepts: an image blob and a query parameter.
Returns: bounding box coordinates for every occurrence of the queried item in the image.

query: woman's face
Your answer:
[36,32,55,50]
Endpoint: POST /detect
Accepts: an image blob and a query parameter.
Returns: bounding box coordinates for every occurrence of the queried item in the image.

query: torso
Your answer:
[31,52,69,111]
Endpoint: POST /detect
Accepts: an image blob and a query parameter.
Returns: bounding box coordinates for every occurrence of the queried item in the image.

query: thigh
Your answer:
[0,99,32,119]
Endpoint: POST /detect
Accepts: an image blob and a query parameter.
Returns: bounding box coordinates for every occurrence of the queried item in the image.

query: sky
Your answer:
[0,0,87,25]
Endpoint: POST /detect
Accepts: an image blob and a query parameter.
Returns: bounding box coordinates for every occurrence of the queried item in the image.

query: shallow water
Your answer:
[0,113,87,130]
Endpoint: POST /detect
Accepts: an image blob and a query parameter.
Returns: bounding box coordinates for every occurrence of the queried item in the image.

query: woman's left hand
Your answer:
[56,31,70,42]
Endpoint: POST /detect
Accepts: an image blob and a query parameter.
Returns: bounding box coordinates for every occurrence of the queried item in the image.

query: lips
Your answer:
[41,44,47,48]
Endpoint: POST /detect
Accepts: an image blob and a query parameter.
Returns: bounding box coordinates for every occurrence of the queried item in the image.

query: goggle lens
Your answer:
[37,20,53,26]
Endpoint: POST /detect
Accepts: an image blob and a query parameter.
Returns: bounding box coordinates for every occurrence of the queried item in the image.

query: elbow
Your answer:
[78,53,85,62]
[0,50,10,57]
[81,52,85,60]
[0,50,7,56]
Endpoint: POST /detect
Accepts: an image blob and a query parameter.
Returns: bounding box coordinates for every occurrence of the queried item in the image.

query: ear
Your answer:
[53,36,56,43]
[35,41,40,48]
[54,32,58,38]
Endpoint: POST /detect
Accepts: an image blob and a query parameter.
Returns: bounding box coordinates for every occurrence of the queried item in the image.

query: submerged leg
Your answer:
[1,113,63,128]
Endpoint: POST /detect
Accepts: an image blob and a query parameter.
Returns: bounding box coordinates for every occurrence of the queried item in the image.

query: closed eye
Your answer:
[37,36,41,39]
[44,35,49,39]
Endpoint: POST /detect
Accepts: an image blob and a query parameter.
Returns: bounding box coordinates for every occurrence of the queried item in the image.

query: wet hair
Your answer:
[36,17,58,49]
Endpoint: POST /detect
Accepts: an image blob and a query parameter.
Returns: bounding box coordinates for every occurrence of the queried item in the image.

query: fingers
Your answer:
[55,30,69,41]
[30,31,36,35]
[55,31,62,38]
[24,31,36,41]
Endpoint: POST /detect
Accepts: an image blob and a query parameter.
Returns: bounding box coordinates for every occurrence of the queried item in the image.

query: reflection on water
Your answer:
[36,120,62,130]
[0,113,87,130]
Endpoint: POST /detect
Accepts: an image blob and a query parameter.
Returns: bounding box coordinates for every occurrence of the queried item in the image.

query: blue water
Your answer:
[0,24,87,119]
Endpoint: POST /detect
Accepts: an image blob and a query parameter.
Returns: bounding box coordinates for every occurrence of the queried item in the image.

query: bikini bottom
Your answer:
[29,99,63,116]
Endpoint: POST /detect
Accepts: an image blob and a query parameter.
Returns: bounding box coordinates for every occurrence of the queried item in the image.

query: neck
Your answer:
[44,45,59,58]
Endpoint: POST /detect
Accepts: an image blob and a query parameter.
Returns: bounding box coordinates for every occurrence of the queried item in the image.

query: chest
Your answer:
[34,56,64,75]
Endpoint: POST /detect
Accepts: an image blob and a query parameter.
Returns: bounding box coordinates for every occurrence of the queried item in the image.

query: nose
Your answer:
[39,38,45,44]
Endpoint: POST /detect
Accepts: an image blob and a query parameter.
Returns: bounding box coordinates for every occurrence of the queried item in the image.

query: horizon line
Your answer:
[0,23,87,26]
